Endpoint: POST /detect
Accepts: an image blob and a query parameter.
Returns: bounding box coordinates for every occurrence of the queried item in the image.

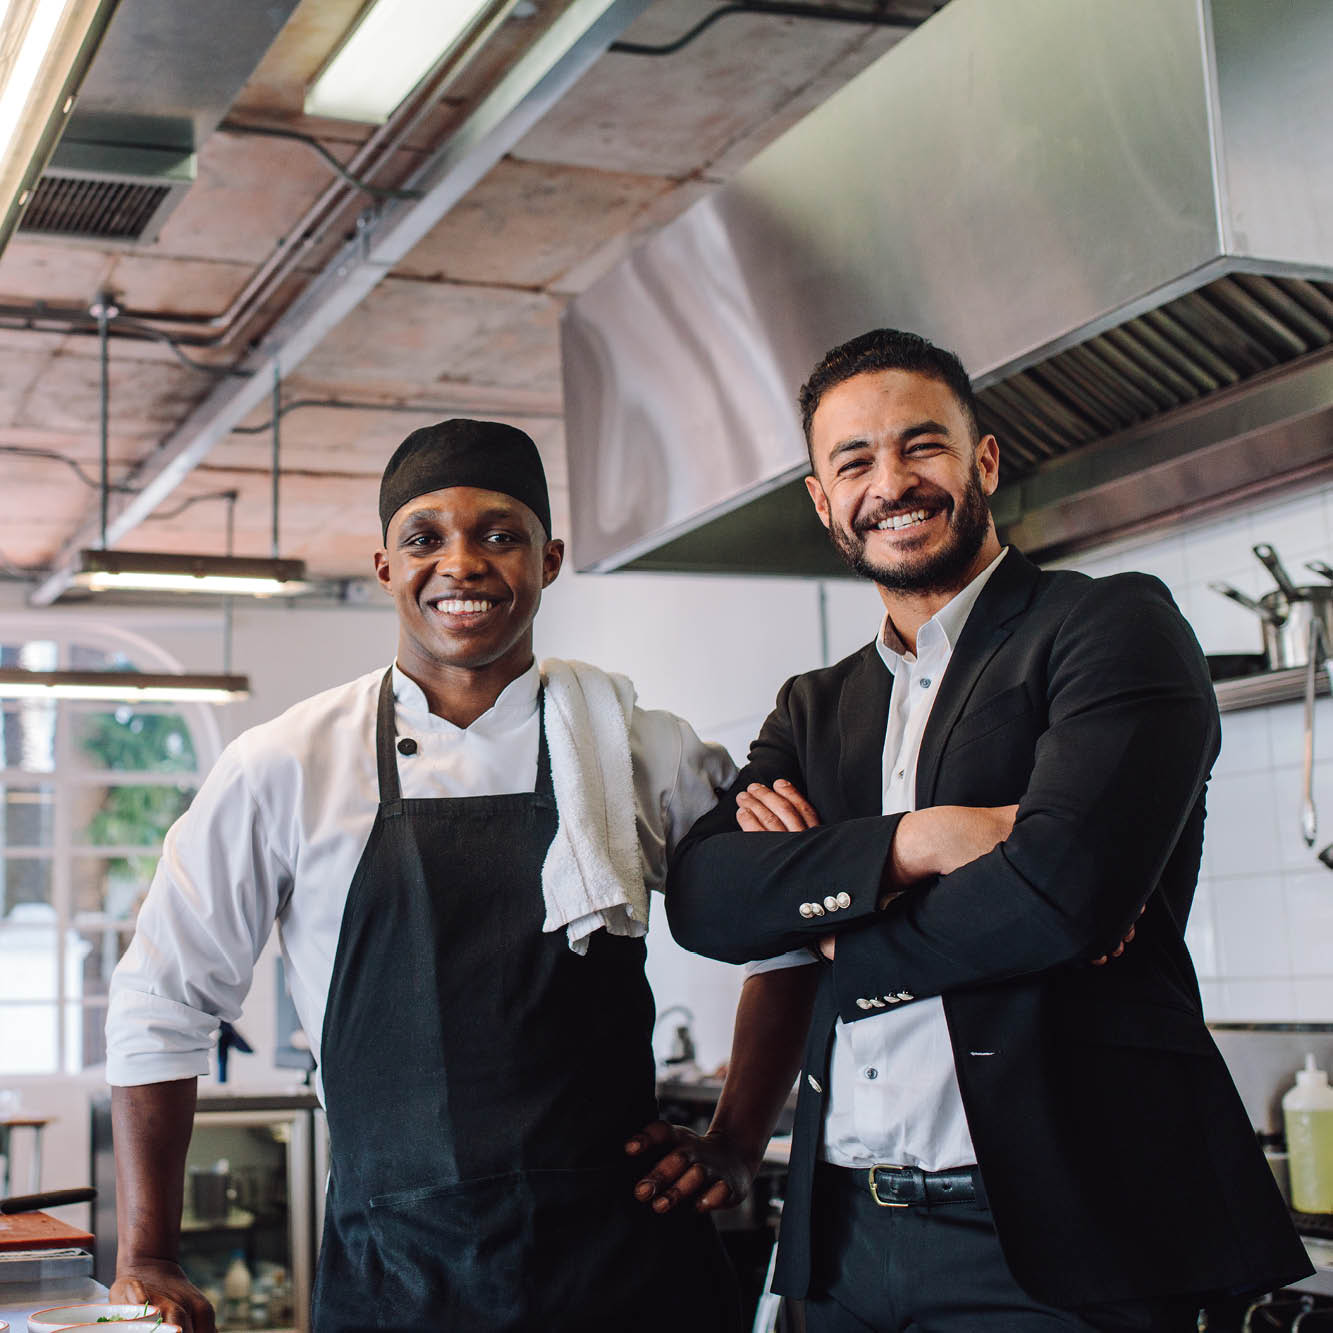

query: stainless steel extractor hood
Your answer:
[561,0,1333,575]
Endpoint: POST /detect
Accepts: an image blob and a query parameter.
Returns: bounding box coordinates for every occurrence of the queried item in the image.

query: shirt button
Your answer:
[397,738,418,755]
[920,677,932,689]
[896,769,905,779]
[865,1068,878,1080]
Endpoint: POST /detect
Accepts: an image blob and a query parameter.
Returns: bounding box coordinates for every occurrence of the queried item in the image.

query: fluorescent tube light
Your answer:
[0,0,117,250]
[0,670,250,703]
[304,0,493,123]
[71,549,312,598]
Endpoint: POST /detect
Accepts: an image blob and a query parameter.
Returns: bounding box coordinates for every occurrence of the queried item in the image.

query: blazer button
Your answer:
[836,892,851,909]
[856,998,873,1010]
[883,995,900,1004]
[811,903,825,917]
[799,902,815,918]
[871,997,888,1008]
[807,1074,823,1094]
[897,991,915,1001]
[823,895,839,912]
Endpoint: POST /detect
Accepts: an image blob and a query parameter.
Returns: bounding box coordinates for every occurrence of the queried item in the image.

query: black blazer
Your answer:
[668,548,1310,1308]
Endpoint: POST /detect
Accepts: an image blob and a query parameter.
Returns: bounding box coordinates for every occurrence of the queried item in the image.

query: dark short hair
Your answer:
[798,328,981,461]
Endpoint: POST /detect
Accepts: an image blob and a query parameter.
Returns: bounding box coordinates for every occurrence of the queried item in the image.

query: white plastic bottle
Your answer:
[1283,1052,1333,1213]
[222,1250,253,1325]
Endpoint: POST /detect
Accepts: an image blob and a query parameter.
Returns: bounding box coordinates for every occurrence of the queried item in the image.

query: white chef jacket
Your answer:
[105,662,735,1095]
[751,547,1009,1170]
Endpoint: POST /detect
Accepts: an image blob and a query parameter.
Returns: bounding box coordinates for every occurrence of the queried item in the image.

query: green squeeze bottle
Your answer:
[1283,1053,1333,1214]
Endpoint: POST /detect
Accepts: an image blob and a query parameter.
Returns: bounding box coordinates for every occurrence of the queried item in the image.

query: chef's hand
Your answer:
[735,779,821,832]
[112,1258,215,1333]
[1091,905,1146,966]
[625,1120,757,1214]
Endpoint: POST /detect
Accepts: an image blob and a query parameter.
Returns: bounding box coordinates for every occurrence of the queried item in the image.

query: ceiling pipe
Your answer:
[30,0,654,606]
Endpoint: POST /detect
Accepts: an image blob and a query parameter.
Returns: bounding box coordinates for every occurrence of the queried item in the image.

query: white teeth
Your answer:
[437,599,494,614]
[875,509,930,532]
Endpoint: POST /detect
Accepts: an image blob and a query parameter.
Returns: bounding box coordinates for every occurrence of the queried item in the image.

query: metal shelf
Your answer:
[1215,665,1329,713]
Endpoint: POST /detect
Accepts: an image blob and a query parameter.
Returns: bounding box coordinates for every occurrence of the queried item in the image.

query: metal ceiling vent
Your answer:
[18,156,184,243]
[16,0,303,245]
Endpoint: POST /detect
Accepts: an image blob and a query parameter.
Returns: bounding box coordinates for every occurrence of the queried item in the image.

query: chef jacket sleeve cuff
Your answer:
[745,947,817,976]
[105,986,219,1086]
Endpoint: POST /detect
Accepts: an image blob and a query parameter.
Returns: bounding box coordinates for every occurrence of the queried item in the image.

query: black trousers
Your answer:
[802,1163,1200,1333]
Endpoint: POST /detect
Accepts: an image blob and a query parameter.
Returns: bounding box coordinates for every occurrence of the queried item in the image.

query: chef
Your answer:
[104,420,746,1333]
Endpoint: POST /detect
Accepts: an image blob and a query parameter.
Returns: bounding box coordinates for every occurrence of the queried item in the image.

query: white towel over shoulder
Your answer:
[539,658,648,953]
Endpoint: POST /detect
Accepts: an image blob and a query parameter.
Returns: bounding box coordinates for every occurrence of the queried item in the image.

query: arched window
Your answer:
[0,617,220,1074]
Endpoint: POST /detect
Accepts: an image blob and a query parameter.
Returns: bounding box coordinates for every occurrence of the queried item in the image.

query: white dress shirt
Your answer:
[751,547,1009,1170]
[106,661,734,1095]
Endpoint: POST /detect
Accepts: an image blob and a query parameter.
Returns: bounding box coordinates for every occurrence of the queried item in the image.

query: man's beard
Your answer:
[826,465,992,596]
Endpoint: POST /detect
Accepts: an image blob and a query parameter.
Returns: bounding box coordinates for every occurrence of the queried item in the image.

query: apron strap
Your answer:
[375,667,401,804]
[534,689,554,805]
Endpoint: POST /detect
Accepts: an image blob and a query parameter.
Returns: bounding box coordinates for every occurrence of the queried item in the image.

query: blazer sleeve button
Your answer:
[836,891,851,908]
[799,902,815,918]
[823,895,839,912]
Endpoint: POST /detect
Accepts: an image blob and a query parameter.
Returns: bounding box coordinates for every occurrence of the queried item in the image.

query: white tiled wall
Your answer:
[1055,481,1333,1022]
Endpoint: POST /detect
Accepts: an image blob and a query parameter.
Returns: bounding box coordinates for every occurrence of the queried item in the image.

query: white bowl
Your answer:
[25,1307,162,1332]
[58,1324,178,1333]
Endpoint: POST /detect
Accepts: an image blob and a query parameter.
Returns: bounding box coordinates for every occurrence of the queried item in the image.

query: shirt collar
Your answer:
[391,659,541,734]
[876,546,1010,668]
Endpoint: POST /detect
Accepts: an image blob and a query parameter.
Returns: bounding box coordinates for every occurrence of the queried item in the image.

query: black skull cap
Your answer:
[379,419,551,540]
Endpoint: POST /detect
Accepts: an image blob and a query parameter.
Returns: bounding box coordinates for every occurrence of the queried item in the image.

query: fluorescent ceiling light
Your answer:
[0,0,116,250]
[71,549,312,598]
[304,0,492,123]
[0,670,250,703]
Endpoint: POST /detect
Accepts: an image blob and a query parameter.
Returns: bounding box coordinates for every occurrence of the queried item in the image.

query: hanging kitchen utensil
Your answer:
[1209,545,1333,671]
[1254,543,1304,602]
[1303,619,1333,849]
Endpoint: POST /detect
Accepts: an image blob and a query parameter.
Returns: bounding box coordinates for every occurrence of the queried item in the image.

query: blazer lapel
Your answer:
[917,548,1041,809]
[838,643,893,818]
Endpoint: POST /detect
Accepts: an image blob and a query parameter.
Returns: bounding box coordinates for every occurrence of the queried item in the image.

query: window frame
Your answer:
[0,615,221,1073]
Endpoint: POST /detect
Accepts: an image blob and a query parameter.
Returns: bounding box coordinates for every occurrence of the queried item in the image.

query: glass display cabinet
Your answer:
[92,1093,319,1333]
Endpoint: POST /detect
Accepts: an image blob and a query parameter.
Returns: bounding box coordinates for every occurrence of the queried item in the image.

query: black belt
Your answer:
[823,1161,978,1207]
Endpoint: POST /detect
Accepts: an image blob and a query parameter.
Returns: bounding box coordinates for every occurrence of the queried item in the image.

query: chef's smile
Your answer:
[426,591,507,624]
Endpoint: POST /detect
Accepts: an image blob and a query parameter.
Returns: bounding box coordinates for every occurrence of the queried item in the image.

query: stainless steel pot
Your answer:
[1210,545,1333,671]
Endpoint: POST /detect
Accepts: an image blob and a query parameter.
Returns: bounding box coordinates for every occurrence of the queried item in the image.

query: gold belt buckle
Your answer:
[868,1164,910,1207]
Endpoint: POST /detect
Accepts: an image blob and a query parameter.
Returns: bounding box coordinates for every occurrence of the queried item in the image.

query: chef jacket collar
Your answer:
[391,659,541,735]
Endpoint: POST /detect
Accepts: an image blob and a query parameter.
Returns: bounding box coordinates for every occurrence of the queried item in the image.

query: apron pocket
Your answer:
[367,1166,736,1332]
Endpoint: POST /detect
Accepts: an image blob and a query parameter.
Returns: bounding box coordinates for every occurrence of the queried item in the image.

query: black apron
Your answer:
[312,670,740,1332]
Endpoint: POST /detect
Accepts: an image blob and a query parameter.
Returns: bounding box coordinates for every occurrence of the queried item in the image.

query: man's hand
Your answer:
[111,1258,215,1333]
[735,779,820,832]
[625,1120,757,1214]
[1091,905,1146,966]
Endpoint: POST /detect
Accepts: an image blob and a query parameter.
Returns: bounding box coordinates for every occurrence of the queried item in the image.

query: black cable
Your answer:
[219,122,424,200]
[146,489,241,522]
[0,444,138,494]
[610,1,918,55]
[109,316,249,377]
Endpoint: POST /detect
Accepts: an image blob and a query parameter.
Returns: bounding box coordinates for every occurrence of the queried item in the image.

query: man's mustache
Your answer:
[852,488,953,537]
